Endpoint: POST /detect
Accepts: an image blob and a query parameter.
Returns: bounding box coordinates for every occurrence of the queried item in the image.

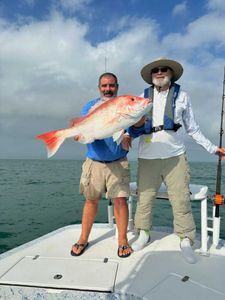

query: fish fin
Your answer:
[113,129,124,144]
[36,130,65,158]
[75,133,95,144]
[118,112,138,119]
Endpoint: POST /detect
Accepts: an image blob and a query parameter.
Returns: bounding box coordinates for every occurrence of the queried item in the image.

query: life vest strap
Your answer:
[144,83,181,133]
[152,123,182,132]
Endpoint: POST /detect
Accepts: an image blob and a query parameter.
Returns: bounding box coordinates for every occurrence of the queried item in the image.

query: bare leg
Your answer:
[71,199,99,255]
[114,197,132,257]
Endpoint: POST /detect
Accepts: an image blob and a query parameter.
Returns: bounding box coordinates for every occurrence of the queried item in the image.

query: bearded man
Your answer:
[127,57,225,263]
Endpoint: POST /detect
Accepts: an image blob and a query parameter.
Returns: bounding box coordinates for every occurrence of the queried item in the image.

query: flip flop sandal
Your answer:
[117,245,133,258]
[70,242,89,256]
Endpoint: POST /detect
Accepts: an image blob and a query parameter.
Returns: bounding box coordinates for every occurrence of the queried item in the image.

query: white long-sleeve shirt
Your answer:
[136,87,217,159]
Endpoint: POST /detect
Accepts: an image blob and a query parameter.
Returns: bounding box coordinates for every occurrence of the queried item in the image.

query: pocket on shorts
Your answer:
[120,158,130,171]
[120,159,130,184]
[80,174,90,187]
[121,173,130,184]
[80,159,93,189]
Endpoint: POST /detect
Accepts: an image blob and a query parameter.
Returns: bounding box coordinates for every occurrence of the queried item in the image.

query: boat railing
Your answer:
[108,182,221,255]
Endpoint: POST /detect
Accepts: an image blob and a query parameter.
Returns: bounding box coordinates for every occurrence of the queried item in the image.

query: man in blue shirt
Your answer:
[70,73,133,258]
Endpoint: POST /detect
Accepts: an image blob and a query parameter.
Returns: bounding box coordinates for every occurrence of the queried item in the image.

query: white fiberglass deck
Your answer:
[0,183,225,299]
[0,224,225,300]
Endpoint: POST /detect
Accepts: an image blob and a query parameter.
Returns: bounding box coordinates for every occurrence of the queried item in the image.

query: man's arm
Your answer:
[121,116,146,150]
[127,116,146,138]
[183,94,225,158]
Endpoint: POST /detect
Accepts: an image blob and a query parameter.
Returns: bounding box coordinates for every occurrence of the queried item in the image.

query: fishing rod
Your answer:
[214,67,225,218]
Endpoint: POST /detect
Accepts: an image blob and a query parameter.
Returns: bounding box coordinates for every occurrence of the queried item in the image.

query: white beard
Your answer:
[152,76,171,87]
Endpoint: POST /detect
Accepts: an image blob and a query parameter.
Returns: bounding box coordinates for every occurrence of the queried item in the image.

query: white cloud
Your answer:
[0,13,93,119]
[0,13,160,121]
[172,1,187,16]
[162,13,225,52]
[207,0,225,12]
[105,16,157,36]
[0,7,224,159]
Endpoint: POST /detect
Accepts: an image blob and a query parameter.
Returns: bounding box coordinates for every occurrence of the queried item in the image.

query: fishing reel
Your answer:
[213,194,225,206]
[213,194,225,218]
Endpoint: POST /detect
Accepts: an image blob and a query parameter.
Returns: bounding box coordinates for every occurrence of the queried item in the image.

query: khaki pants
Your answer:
[135,154,196,242]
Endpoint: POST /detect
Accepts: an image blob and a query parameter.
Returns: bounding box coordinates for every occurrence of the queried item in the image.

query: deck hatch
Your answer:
[0,256,118,292]
[144,273,225,300]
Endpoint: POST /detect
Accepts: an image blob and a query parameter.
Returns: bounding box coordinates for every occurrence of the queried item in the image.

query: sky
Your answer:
[0,0,225,161]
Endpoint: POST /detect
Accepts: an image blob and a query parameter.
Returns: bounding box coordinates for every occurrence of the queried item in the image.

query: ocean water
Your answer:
[0,159,225,255]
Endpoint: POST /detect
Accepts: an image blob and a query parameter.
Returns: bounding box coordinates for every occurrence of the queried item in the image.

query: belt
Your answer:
[92,157,124,164]
[152,125,164,132]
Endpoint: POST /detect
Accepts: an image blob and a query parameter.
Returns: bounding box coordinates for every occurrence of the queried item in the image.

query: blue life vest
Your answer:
[144,83,182,133]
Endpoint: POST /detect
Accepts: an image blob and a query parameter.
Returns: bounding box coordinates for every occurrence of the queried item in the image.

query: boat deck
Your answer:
[0,224,225,299]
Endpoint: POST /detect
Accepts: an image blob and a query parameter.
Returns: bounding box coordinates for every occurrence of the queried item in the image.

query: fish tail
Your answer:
[36,130,66,158]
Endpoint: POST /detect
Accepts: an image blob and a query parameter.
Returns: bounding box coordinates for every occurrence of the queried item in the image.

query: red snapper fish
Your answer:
[36,95,152,158]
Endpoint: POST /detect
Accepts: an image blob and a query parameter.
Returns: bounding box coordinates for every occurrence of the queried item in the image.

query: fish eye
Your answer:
[130,97,135,101]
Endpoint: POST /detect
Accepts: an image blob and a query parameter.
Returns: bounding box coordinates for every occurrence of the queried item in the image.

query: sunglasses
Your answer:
[151,67,172,74]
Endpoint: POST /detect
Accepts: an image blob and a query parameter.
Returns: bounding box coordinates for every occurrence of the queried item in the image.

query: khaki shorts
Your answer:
[79,157,130,200]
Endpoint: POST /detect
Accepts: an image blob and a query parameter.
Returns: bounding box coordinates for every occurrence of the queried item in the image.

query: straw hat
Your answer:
[141,57,183,84]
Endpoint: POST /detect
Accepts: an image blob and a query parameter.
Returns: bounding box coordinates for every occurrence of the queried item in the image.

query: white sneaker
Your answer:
[132,230,151,251]
[180,237,197,264]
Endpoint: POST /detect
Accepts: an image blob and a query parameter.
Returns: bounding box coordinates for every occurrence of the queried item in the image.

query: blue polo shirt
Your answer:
[81,97,128,161]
